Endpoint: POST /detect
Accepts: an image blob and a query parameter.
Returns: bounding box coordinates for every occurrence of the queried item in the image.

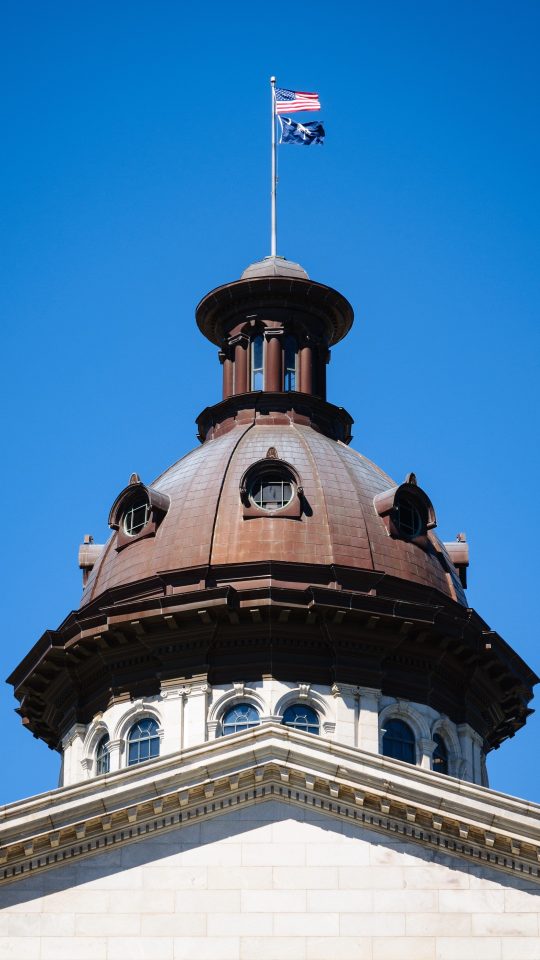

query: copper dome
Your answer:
[82,418,466,608]
[9,264,536,756]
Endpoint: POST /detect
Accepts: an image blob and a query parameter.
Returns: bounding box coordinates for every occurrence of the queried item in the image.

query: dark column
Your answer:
[299,343,313,395]
[234,338,249,394]
[266,334,283,392]
[222,355,234,399]
[317,347,329,400]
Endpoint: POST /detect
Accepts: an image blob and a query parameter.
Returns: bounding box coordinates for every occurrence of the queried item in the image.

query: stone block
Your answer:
[503,888,540,911]
[174,937,240,959]
[75,913,139,936]
[141,913,206,937]
[403,866,469,889]
[434,938,502,960]
[306,937,373,960]
[374,889,437,912]
[240,937,304,960]
[306,842,370,866]
[272,865,338,889]
[108,890,175,913]
[0,938,40,959]
[40,937,107,960]
[406,913,472,936]
[307,889,374,913]
[40,913,76,936]
[438,890,505,913]
[340,912,405,936]
[501,938,540,959]
[273,912,340,936]
[173,889,241,914]
[208,912,273,936]
[338,865,404,889]
[241,842,306,866]
[142,866,208,889]
[6,913,40,937]
[207,866,272,889]
[471,912,538,936]
[241,889,306,913]
[107,937,174,959]
[373,936,435,959]
[178,842,243,866]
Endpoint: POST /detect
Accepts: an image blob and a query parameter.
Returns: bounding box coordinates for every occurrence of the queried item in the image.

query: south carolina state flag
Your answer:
[278,116,325,146]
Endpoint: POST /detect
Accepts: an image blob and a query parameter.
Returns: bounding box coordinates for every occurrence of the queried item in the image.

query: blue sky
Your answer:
[1,1,539,804]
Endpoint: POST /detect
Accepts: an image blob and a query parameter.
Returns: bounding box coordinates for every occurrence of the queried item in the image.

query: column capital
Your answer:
[61,723,86,750]
[263,327,285,340]
[229,333,250,348]
[358,686,382,700]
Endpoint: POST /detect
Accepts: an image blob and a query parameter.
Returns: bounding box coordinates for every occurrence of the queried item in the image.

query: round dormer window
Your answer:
[249,474,294,512]
[395,497,424,539]
[123,497,150,536]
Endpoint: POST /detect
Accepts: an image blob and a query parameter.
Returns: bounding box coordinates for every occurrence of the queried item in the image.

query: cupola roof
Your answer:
[240,255,309,280]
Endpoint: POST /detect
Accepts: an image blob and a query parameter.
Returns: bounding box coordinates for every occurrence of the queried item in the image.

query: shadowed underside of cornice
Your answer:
[0,724,539,886]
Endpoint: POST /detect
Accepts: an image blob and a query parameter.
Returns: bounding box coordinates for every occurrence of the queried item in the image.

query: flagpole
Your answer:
[270,76,277,257]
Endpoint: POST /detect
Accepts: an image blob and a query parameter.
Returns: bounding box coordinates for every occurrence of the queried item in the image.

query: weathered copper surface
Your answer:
[80,415,466,608]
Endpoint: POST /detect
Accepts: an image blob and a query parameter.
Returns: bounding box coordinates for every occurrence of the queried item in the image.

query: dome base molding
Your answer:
[9,561,536,754]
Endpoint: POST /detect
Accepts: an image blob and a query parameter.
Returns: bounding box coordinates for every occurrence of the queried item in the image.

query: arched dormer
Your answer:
[239,451,304,519]
[374,474,437,544]
[108,474,170,551]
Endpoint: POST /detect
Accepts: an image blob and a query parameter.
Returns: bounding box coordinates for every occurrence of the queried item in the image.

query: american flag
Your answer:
[274,87,321,115]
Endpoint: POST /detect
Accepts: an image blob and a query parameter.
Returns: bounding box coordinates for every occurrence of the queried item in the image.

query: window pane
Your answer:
[253,370,263,390]
[382,719,415,764]
[253,335,263,369]
[282,704,319,734]
[250,476,293,511]
[395,498,423,538]
[433,733,449,774]
[127,718,160,766]
[96,735,110,775]
[222,703,260,735]
[284,369,296,391]
[124,499,149,536]
[284,336,297,392]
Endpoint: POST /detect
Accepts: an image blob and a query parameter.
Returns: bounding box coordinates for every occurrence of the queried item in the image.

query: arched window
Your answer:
[284,335,297,391]
[282,703,319,734]
[127,717,160,766]
[251,335,264,390]
[222,703,260,736]
[95,734,110,775]
[432,733,449,775]
[250,473,294,511]
[382,718,416,764]
[123,495,150,537]
[394,496,424,539]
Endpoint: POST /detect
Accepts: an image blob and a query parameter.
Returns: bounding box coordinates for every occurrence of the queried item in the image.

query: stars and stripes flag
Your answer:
[274,87,321,114]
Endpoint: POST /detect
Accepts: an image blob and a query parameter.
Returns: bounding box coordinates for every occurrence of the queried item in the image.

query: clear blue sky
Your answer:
[1,1,539,804]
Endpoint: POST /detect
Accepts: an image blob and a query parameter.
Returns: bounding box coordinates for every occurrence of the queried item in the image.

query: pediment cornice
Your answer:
[1,724,539,885]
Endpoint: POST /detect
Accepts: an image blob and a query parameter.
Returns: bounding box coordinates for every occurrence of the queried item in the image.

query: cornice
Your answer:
[0,724,538,886]
[9,574,536,753]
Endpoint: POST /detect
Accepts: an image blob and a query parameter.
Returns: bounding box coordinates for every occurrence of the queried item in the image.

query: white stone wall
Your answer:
[0,800,537,959]
[60,680,486,788]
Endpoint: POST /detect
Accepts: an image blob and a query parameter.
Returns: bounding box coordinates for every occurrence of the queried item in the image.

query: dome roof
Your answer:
[240,256,309,280]
[82,422,466,608]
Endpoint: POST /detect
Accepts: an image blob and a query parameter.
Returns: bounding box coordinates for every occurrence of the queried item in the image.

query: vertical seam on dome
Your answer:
[290,422,335,566]
[207,418,257,566]
[333,443,377,572]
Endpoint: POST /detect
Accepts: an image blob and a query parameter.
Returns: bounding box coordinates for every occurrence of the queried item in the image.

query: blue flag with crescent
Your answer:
[278,116,325,146]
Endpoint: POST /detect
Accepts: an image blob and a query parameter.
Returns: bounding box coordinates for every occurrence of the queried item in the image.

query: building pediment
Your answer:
[1,723,539,886]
